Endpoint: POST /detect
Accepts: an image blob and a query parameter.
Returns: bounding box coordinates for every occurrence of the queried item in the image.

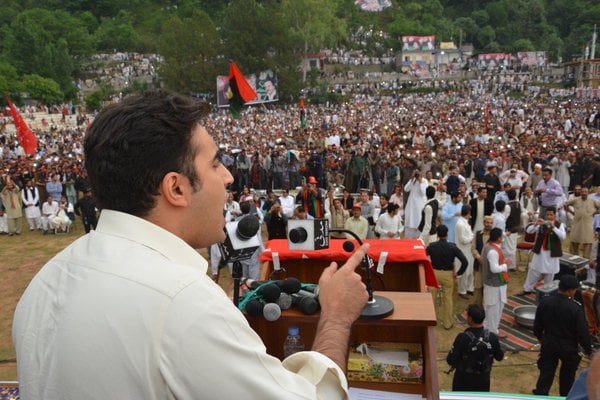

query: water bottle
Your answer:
[283,325,305,358]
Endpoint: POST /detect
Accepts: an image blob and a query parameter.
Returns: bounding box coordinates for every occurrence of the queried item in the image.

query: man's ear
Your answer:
[160,172,189,208]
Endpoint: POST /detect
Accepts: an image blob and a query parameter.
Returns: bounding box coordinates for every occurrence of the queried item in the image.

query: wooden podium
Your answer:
[247,291,439,399]
[249,239,440,399]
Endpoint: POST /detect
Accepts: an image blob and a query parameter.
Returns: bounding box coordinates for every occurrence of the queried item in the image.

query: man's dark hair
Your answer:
[240,202,251,215]
[489,227,503,242]
[461,205,471,217]
[426,185,436,199]
[467,304,485,324]
[545,206,557,215]
[495,200,505,212]
[436,224,448,238]
[84,91,210,217]
[507,189,517,200]
[387,203,399,214]
[542,167,553,175]
[477,186,486,194]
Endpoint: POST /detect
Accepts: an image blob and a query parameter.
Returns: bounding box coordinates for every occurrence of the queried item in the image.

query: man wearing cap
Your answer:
[446,304,504,391]
[527,163,543,191]
[296,176,324,219]
[344,203,368,240]
[535,167,564,218]
[482,227,511,336]
[563,187,600,260]
[533,275,592,396]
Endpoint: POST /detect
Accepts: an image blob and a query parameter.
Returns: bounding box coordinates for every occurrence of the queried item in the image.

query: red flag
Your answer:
[7,98,37,155]
[227,61,257,118]
[484,102,490,133]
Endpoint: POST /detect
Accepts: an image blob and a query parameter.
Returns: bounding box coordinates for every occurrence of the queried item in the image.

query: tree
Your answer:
[0,60,21,98]
[158,10,223,94]
[281,0,346,83]
[21,74,63,103]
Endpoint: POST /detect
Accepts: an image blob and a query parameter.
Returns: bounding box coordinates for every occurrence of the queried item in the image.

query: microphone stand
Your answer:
[232,260,243,307]
[329,228,394,320]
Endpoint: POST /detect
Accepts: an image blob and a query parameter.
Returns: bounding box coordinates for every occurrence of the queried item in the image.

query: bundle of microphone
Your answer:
[238,277,320,321]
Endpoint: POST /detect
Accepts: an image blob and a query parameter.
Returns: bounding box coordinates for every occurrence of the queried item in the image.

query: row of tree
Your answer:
[0,0,598,104]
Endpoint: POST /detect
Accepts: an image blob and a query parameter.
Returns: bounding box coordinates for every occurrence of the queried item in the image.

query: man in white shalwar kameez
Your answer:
[518,207,567,295]
[374,203,404,239]
[482,227,511,336]
[456,205,474,298]
[403,170,428,238]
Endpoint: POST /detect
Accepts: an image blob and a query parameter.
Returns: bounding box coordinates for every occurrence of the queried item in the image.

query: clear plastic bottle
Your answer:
[283,325,305,358]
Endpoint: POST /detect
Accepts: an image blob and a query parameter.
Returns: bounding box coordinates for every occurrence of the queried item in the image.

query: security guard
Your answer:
[426,224,469,330]
[447,304,504,391]
[533,274,592,396]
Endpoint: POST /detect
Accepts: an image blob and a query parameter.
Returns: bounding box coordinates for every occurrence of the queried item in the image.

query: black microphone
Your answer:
[256,283,282,303]
[342,240,355,252]
[244,298,282,321]
[292,289,320,315]
[289,227,308,243]
[245,278,302,294]
[237,215,260,240]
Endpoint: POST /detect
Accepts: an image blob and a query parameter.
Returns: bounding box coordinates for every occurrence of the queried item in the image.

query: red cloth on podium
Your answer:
[259,239,438,288]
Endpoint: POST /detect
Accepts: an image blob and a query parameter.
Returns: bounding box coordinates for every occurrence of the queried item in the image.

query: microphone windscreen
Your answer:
[342,241,355,252]
[263,303,281,321]
[237,215,260,240]
[260,284,282,302]
[245,299,264,317]
[280,277,301,294]
[299,296,320,315]
[276,293,292,310]
[289,227,308,243]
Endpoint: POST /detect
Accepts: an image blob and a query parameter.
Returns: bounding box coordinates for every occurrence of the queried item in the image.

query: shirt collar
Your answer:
[96,209,207,274]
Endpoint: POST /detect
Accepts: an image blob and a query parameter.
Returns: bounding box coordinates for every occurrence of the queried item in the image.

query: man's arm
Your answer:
[313,245,370,371]
[454,245,469,276]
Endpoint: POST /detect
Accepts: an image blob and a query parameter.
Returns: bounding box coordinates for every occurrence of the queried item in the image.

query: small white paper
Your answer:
[356,343,408,366]
[272,252,280,270]
[377,251,388,274]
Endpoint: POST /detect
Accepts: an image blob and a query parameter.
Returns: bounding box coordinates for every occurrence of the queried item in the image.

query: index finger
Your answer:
[339,243,371,272]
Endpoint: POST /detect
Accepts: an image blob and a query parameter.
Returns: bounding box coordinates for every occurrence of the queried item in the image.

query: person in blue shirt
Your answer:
[442,191,462,243]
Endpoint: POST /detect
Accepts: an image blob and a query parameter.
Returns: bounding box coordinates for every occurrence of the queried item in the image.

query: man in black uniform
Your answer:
[427,224,469,330]
[447,304,504,391]
[533,274,592,396]
[74,187,97,233]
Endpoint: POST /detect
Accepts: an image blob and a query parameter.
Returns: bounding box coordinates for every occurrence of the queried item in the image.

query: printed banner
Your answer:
[477,53,512,69]
[216,69,278,107]
[517,51,546,67]
[402,36,435,52]
[400,61,431,78]
[355,0,392,12]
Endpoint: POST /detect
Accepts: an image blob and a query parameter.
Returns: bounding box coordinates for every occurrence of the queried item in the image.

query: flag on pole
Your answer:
[300,98,306,129]
[227,61,257,119]
[484,102,490,133]
[7,98,37,155]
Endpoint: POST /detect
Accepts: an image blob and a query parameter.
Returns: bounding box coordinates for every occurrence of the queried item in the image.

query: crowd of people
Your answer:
[2,77,600,396]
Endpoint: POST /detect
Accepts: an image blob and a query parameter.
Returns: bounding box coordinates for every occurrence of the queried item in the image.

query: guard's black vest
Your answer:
[418,199,438,235]
[532,221,563,257]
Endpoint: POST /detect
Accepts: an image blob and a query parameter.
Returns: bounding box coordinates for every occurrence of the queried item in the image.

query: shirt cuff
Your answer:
[283,351,348,400]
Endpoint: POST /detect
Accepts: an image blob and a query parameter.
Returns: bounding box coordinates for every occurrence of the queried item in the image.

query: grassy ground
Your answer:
[0,224,592,395]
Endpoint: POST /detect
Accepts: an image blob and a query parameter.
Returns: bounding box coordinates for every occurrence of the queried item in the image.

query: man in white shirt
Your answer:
[375,203,403,239]
[456,205,474,299]
[278,188,295,219]
[41,195,59,234]
[13,91,370,400]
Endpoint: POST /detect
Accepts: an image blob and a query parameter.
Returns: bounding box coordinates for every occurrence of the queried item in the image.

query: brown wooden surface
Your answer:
[260,260,426,292]
[246,291,439,400]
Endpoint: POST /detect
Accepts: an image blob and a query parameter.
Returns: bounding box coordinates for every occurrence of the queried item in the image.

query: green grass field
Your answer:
[0,222,591,395]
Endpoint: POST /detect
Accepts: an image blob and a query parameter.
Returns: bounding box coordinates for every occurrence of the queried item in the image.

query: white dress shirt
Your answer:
[374,212,404,239]
[13,210,348,400]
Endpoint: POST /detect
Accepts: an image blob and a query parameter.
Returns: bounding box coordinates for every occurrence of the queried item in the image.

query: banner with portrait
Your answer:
[216,69,278,107]
[517,51,546,67]
[477,53,512,69]
[400,61,431,78]
[355,0,392,12]
[402,36,435,52]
